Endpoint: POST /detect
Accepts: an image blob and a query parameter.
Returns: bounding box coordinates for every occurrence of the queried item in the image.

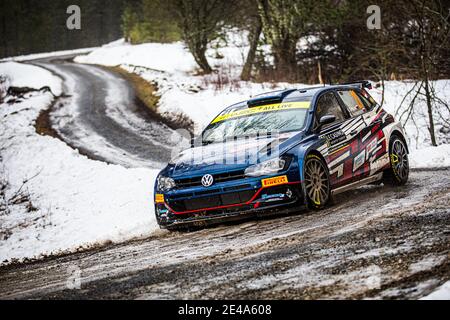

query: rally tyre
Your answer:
[383,135,409,186]
[304,154,331,210]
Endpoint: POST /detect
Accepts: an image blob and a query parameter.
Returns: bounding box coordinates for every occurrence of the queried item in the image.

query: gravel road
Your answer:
[1,169,448,299]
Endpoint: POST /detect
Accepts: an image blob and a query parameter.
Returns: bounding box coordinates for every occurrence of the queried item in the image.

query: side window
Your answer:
[316,92,346,129]
[337,90,366,117]
[359,89,377,110]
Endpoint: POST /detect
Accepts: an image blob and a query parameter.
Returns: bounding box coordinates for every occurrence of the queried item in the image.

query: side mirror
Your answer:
[320,115,336,125]
[316,115,336,132]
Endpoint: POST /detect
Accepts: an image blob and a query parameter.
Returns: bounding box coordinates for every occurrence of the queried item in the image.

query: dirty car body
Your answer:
[154,82,409,230]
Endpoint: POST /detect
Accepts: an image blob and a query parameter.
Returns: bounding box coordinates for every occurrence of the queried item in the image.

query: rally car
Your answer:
[154,81,409,230]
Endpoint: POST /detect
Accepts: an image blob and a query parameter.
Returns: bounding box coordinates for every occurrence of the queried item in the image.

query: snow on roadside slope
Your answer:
[130,65,299,128]
[368,80,450,151]
[0,47,96,63]
[410,145,450,169]
[420,281,450,300]
[75,40,198,74]
[0,62,62,94]
[77,39,450,169]
[0,62,159,265]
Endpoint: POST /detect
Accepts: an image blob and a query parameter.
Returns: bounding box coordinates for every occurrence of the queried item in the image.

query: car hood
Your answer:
[168,131,304,177]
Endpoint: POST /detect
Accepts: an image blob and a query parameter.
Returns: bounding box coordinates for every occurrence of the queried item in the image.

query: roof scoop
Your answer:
[247,89,298,108]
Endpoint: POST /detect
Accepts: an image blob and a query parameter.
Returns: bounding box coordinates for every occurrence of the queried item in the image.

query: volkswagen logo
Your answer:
[201,174,214,187]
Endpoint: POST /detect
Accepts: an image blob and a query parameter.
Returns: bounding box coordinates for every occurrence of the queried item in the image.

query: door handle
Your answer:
[350,130,358,136]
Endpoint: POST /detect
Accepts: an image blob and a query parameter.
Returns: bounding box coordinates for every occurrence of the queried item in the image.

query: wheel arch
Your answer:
[305,150,328,165]
[299,148,331,209]
[390,129,409,154]
[297,145,329,182]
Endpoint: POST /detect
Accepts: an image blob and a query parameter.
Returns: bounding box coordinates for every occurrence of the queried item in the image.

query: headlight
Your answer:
[245,157,289,177]
[157,176,176,191]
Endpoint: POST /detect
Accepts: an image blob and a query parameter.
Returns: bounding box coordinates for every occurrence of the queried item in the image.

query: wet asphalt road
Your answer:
[0,169,448,299]
[33,57,177,168]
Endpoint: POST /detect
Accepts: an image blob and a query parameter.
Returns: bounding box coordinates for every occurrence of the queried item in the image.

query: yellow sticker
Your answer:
[262,175,289,188]
[155,194,165,204]
[211,101,310,124]
[350,90,365,110]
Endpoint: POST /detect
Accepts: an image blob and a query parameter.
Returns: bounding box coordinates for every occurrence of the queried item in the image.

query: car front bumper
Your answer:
[154,170,304,229]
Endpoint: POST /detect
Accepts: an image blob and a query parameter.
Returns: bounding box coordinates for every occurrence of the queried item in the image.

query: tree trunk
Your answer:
[257,0,300,82]
[273,44,298,81]
[192,46,212,74]
[424,78,438,146]
[317,60,324,85]
[241,17,262,81]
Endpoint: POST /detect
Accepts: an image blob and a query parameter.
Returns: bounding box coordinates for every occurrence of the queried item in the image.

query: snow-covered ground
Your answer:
[77,38,450,169]
[0,47,96,63]
[420,281,450,300]
[0,62,159,265]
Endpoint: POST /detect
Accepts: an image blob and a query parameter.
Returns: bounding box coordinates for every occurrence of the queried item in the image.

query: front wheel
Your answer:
[303,154,331,210]
[383,135,409,186]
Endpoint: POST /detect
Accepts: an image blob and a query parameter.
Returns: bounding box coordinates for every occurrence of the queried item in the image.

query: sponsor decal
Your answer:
[353,150,366,172]
[320,130,347,148]
[155,194,165,204]
[262,175,289,188]
[261,193,286,201]
[370,153,390,176]
[367,138,378,155]
[211,101,310,124]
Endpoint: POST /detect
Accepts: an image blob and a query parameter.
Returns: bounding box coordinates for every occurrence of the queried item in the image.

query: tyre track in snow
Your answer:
[0,169,448,299]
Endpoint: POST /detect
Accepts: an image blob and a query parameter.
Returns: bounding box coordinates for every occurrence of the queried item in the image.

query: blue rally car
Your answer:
[154,81,409,230]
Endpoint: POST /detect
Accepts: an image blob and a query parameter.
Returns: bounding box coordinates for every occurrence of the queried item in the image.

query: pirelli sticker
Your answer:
[262,175,289,188]
[155,194,165,204]
[211,101,311,124]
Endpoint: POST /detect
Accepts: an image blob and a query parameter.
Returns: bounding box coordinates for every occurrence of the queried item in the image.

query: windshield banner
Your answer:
[211,101,311,124]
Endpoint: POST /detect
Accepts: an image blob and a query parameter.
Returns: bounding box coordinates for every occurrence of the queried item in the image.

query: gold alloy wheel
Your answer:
[304,156,330,207]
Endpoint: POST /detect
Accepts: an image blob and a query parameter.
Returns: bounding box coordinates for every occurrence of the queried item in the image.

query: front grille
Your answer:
[174,170,245,188]
[167,189,256,212]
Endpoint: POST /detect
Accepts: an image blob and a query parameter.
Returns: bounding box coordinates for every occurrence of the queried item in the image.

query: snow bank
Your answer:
[134,66,299,129]
[410,145,450,169]
[0,62,159,265]
[368,81,450,151]
[75,41,198,74]
[420,281,450,300]
[0,47,96,63]
[75,33,249,75]
[0,62,62,95]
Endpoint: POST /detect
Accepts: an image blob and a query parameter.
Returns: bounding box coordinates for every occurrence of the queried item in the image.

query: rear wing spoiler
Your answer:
[339,81,373,90]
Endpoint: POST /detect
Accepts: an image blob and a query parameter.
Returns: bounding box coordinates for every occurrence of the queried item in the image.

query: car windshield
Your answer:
[202,98,311,144]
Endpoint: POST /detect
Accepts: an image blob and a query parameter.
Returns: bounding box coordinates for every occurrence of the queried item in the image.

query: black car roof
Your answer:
[253,81,371,98]
[222,83,370,112]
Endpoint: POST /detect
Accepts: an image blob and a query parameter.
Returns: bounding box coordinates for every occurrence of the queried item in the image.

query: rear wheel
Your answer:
[304,154,331,210]
[383,135,409,186]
